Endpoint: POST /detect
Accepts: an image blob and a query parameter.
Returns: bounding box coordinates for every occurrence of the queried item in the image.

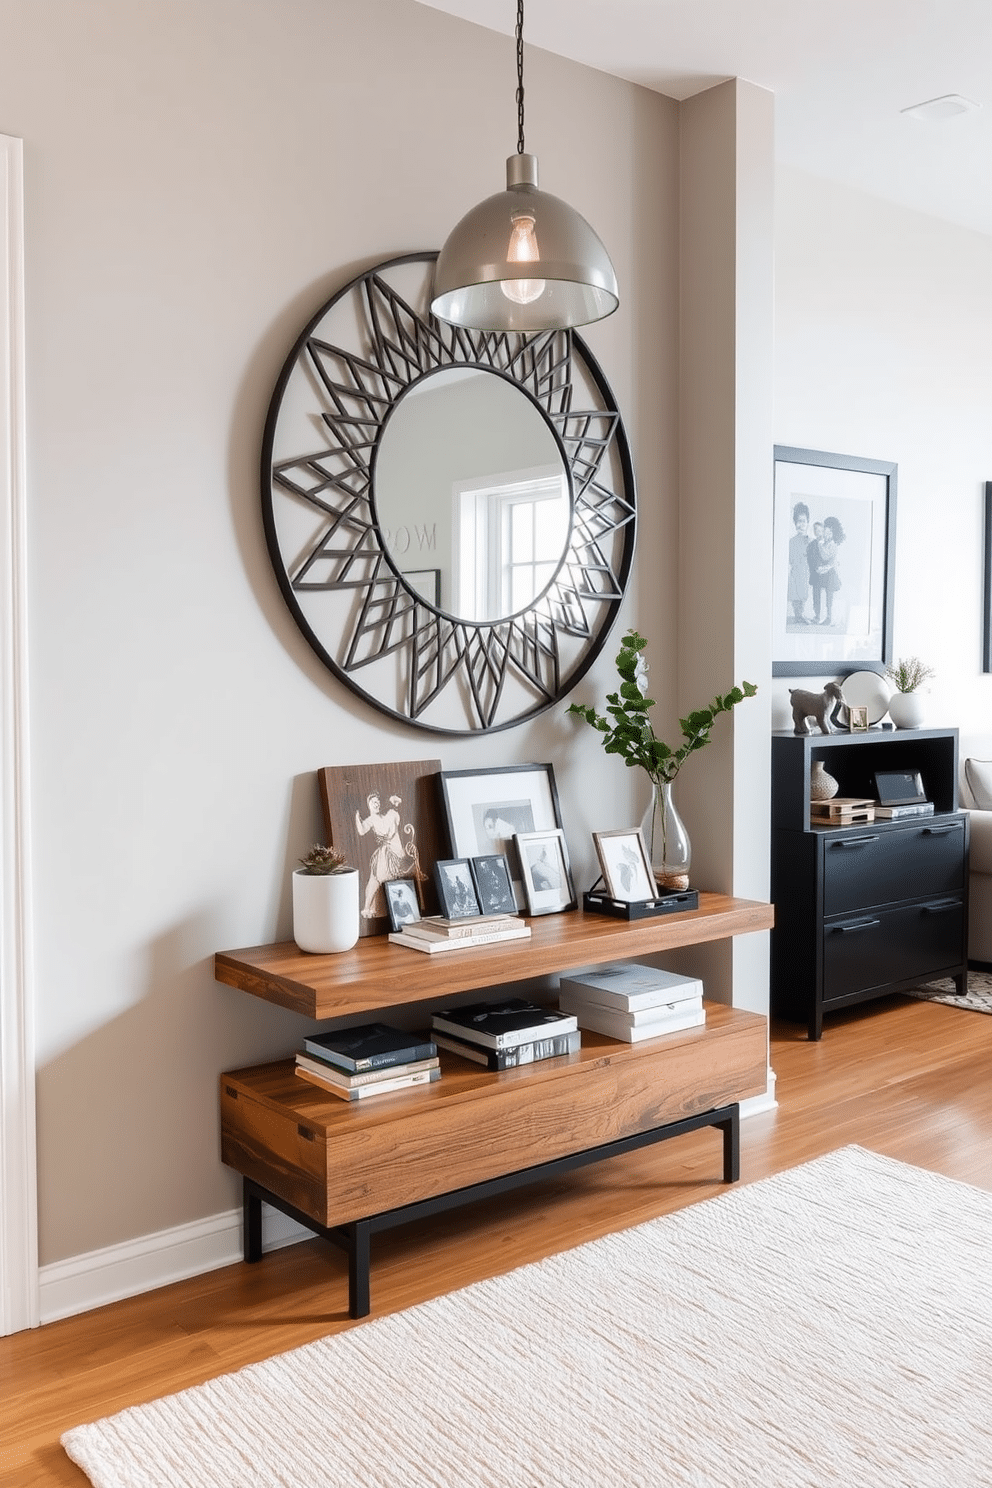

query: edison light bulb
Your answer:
[501,210,545,305]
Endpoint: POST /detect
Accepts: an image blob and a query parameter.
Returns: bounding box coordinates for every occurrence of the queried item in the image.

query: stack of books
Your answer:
[558,963,706,1043]
[430,997,579,1070]
[388,913,531,955]
[294,1021,439,1101]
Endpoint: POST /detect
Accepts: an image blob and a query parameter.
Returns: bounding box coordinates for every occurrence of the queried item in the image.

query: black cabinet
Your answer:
[771,728,969,1039]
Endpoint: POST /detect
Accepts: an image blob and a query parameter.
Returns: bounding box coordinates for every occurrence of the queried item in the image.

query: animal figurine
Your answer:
[789,681,846,735]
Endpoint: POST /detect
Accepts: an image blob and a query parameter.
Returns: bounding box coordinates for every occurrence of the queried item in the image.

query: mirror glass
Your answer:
[374,367,570,622]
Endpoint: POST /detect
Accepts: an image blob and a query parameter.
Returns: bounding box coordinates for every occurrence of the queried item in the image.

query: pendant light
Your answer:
[431,0,619,333]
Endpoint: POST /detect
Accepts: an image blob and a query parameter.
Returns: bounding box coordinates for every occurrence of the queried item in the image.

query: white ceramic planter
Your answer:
[292,867,360,953]
[887,691,926,730]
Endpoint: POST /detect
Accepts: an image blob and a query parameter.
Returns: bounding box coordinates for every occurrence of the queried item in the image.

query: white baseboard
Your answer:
[741,1065,778,1119]
[39,1069,779,1324]
[38,1204,312,1325]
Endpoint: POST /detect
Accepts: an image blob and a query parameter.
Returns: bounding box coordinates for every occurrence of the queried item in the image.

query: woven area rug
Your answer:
[62,1146,992,1488]
[905,968,992,1014]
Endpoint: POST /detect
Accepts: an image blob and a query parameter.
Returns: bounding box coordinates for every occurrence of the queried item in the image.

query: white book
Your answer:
[559,989,704,1028]
[295,1065,441,1100]
[569,1002,706,1043]
[558,962,703,1011]
[388,924,531,954]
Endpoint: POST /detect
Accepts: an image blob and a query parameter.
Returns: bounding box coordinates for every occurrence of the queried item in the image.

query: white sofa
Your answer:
[960,754,992,965]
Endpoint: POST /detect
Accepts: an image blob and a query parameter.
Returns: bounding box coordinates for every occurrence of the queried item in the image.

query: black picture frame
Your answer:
[433,859,482,920]
[983,482,992,673]
[772,446,896,678]
[469,855,518,916]
[383,878,422,932]
[438,763,567,910]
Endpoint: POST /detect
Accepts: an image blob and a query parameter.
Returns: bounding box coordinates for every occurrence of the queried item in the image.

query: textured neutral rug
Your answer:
[63,1146,992,1488]
[905,968,992,1014]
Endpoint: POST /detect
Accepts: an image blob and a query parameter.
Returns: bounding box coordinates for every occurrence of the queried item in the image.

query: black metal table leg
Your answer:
[348,1219,372,1319]
[718,1105,740,1183]
[243,1180,263,1262]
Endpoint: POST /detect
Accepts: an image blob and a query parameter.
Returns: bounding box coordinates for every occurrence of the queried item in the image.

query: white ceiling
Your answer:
[414,0,992,239]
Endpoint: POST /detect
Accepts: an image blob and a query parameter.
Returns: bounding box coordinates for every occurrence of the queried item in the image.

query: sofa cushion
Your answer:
[965,758,992,810]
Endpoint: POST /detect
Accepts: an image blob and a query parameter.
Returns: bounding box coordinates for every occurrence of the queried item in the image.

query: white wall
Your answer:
[1,0,684,1274]
[773,166,992,736]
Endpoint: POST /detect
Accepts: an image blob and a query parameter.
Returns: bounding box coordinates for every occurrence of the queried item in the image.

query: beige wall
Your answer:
[1,0,688,1269]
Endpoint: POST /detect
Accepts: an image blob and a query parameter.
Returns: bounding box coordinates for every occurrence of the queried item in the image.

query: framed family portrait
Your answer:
[515,829,576,916]
[772,446,896,678]
[438,763,567,910]
[592,829,656,902]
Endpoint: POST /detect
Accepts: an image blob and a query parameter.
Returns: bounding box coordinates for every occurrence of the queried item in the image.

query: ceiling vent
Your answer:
[901,93,981,122]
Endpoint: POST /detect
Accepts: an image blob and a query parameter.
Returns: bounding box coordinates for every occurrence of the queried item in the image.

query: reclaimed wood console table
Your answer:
[216,893,773,1317]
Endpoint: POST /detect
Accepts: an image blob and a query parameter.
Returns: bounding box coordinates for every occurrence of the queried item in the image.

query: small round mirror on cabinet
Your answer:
[261,253,636,734]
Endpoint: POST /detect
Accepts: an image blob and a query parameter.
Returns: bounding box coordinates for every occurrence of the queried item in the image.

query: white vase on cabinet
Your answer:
[887,692,926,730]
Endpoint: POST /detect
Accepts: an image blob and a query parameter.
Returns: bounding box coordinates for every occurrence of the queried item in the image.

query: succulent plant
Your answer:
[298,844,350,875]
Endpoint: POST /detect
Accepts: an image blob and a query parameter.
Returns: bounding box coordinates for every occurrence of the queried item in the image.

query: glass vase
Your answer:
[640,780,691,892]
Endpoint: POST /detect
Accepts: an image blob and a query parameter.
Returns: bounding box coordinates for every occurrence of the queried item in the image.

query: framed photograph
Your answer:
[469,854,518,915]
[383,878,422,932]
[439,763,567,910]
[983,482,992,673]
[515,829,576,916]
[847,704,870,733]
[592,829,656,902]
[318,759,443,936]
[772,446,896,678]
[433,859,482,920]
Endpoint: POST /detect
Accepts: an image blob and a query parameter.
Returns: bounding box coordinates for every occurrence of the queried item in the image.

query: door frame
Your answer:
[0,132,38,1335]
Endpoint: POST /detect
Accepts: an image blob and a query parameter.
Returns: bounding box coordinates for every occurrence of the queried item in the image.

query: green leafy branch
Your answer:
[567,630,757,784]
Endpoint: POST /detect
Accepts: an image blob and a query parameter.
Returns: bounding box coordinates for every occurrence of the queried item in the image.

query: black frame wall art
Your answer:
[983,482,992,673]
[438,762,566,910]
[772,446,896,678]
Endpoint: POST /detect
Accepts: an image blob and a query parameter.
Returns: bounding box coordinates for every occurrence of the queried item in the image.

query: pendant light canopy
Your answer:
[431,1,619,333]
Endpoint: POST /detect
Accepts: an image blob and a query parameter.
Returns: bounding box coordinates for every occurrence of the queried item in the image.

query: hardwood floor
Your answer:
[3,993,991,1487]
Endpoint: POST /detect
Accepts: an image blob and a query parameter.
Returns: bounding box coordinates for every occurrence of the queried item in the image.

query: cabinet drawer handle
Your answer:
[829,835,880,848]
[829,918,881,934]
[921,900,960,914]
[921,826,957,837]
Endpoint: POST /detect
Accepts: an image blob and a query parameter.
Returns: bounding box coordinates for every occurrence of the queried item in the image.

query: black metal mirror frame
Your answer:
[261,252,636,734]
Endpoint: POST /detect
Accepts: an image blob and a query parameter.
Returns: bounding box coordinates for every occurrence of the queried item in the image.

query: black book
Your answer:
[302,1022,437,1073]
[433,1027,581,1070]
[431,997,577,1051]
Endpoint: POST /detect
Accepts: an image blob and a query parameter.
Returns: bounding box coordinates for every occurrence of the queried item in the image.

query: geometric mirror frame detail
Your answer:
[261,253,636,734]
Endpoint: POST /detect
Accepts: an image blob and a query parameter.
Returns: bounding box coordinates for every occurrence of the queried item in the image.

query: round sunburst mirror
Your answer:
[261,253,636,734]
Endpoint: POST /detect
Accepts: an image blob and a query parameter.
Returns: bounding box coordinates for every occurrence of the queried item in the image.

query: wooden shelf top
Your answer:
[215,891,774,1022]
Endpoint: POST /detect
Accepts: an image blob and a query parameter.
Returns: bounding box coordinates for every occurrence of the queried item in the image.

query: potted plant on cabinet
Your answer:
[884,657,935,730]
[292,845,360,953]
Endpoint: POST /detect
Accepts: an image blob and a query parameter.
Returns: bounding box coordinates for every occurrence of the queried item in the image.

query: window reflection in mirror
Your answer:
[373,366,571,621]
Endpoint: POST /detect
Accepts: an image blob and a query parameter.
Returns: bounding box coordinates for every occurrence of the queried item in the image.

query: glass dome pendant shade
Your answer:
[432,150,619,333]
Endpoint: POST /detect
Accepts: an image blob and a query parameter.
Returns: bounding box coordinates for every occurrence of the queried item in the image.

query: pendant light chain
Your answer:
[515,0,526,154]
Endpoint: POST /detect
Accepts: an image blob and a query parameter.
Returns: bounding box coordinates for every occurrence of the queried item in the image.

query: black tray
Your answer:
[582,888,699,920]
